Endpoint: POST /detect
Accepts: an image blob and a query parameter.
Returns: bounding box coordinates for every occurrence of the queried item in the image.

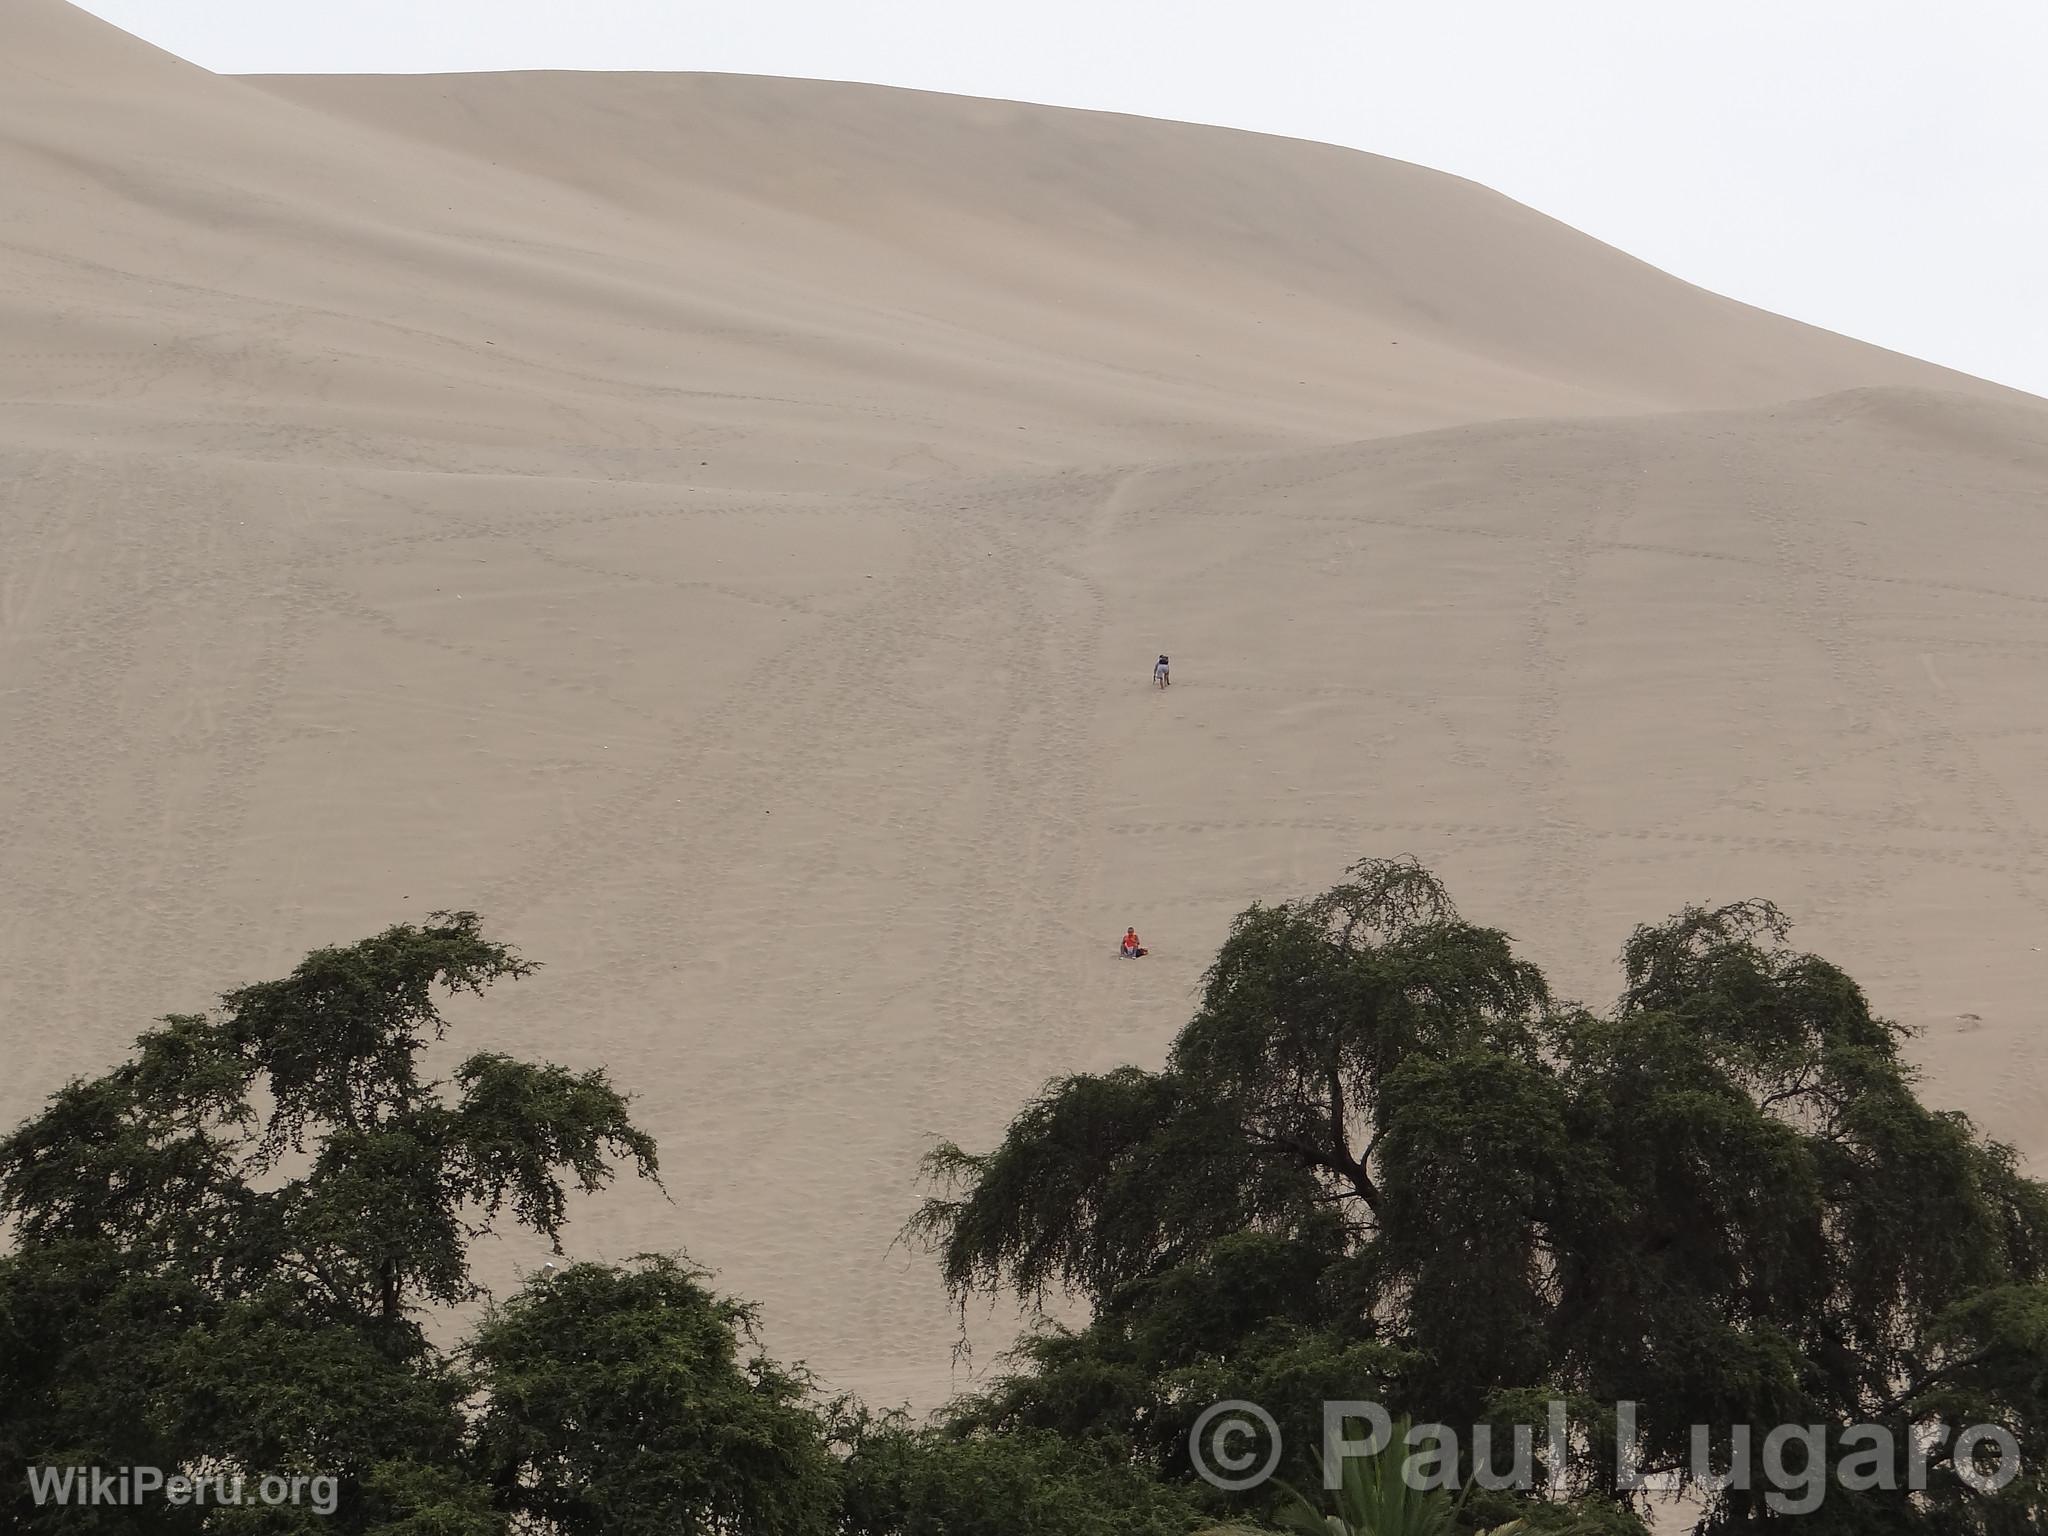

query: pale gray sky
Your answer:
[76,0,2048,400]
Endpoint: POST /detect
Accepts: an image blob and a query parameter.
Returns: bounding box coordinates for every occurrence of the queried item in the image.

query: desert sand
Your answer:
[4,0,2047,1410]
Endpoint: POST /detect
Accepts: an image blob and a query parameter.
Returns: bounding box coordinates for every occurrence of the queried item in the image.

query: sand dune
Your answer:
[5,0,2047,1409]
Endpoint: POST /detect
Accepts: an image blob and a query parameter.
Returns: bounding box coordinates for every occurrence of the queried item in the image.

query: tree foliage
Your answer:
[835,1405,1205,1536]
[914,858,2048,1531]
[1,913,657,1327]
[468,1255,840,1535]
[0,914,657,1533]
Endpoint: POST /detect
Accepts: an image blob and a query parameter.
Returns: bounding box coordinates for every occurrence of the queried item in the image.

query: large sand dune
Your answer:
[5,0,2046,1407]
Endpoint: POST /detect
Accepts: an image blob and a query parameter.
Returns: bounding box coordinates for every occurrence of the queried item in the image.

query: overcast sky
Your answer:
[74,0,2048,400]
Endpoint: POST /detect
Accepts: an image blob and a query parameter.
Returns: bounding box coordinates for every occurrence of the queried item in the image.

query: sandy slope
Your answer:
[4,0,2047,1410]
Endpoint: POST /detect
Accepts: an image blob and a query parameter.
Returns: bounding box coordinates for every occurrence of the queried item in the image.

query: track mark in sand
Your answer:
[1709,718,2048,827]
[293,575,662,721]
[1142,427,1643,917]
[1016,465,1173,1027]
[470,468,1108,920]
[1165,498,2048,616]
[1728,413,2048,1095]
[1864,631,2048,657]
[519,541,827,619]
[0,452,74,642]
[1106,814,1534,845]
[1101,815,2044,879]
[1920,654,1952,701]
[461,463,1149,1161]
[1728,426,1934,936]
[0,453,315,1032]
[470,512,962,911]
[1597,825,2043,878]
[1507,433,1643,944]
[139,576,320,967]
[1914,656,2048,911]
[1852,570,2048,611]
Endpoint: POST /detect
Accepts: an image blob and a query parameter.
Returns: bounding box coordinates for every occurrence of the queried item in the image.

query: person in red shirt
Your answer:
[1121,927,1146,957]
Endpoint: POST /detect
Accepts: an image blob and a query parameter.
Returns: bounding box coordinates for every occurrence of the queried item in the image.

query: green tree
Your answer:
[467,1255,839,1535]
[0,913,657,1533]
[913,858,2048,1531]
[834,1403,1205,1536]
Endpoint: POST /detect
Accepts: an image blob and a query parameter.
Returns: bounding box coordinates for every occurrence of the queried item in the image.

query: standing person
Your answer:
[1154,654,1170,688]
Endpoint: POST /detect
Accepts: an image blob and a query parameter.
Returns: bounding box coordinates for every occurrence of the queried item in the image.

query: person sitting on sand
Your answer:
[1154,655,1170,688]
[1121,927,1146,957]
